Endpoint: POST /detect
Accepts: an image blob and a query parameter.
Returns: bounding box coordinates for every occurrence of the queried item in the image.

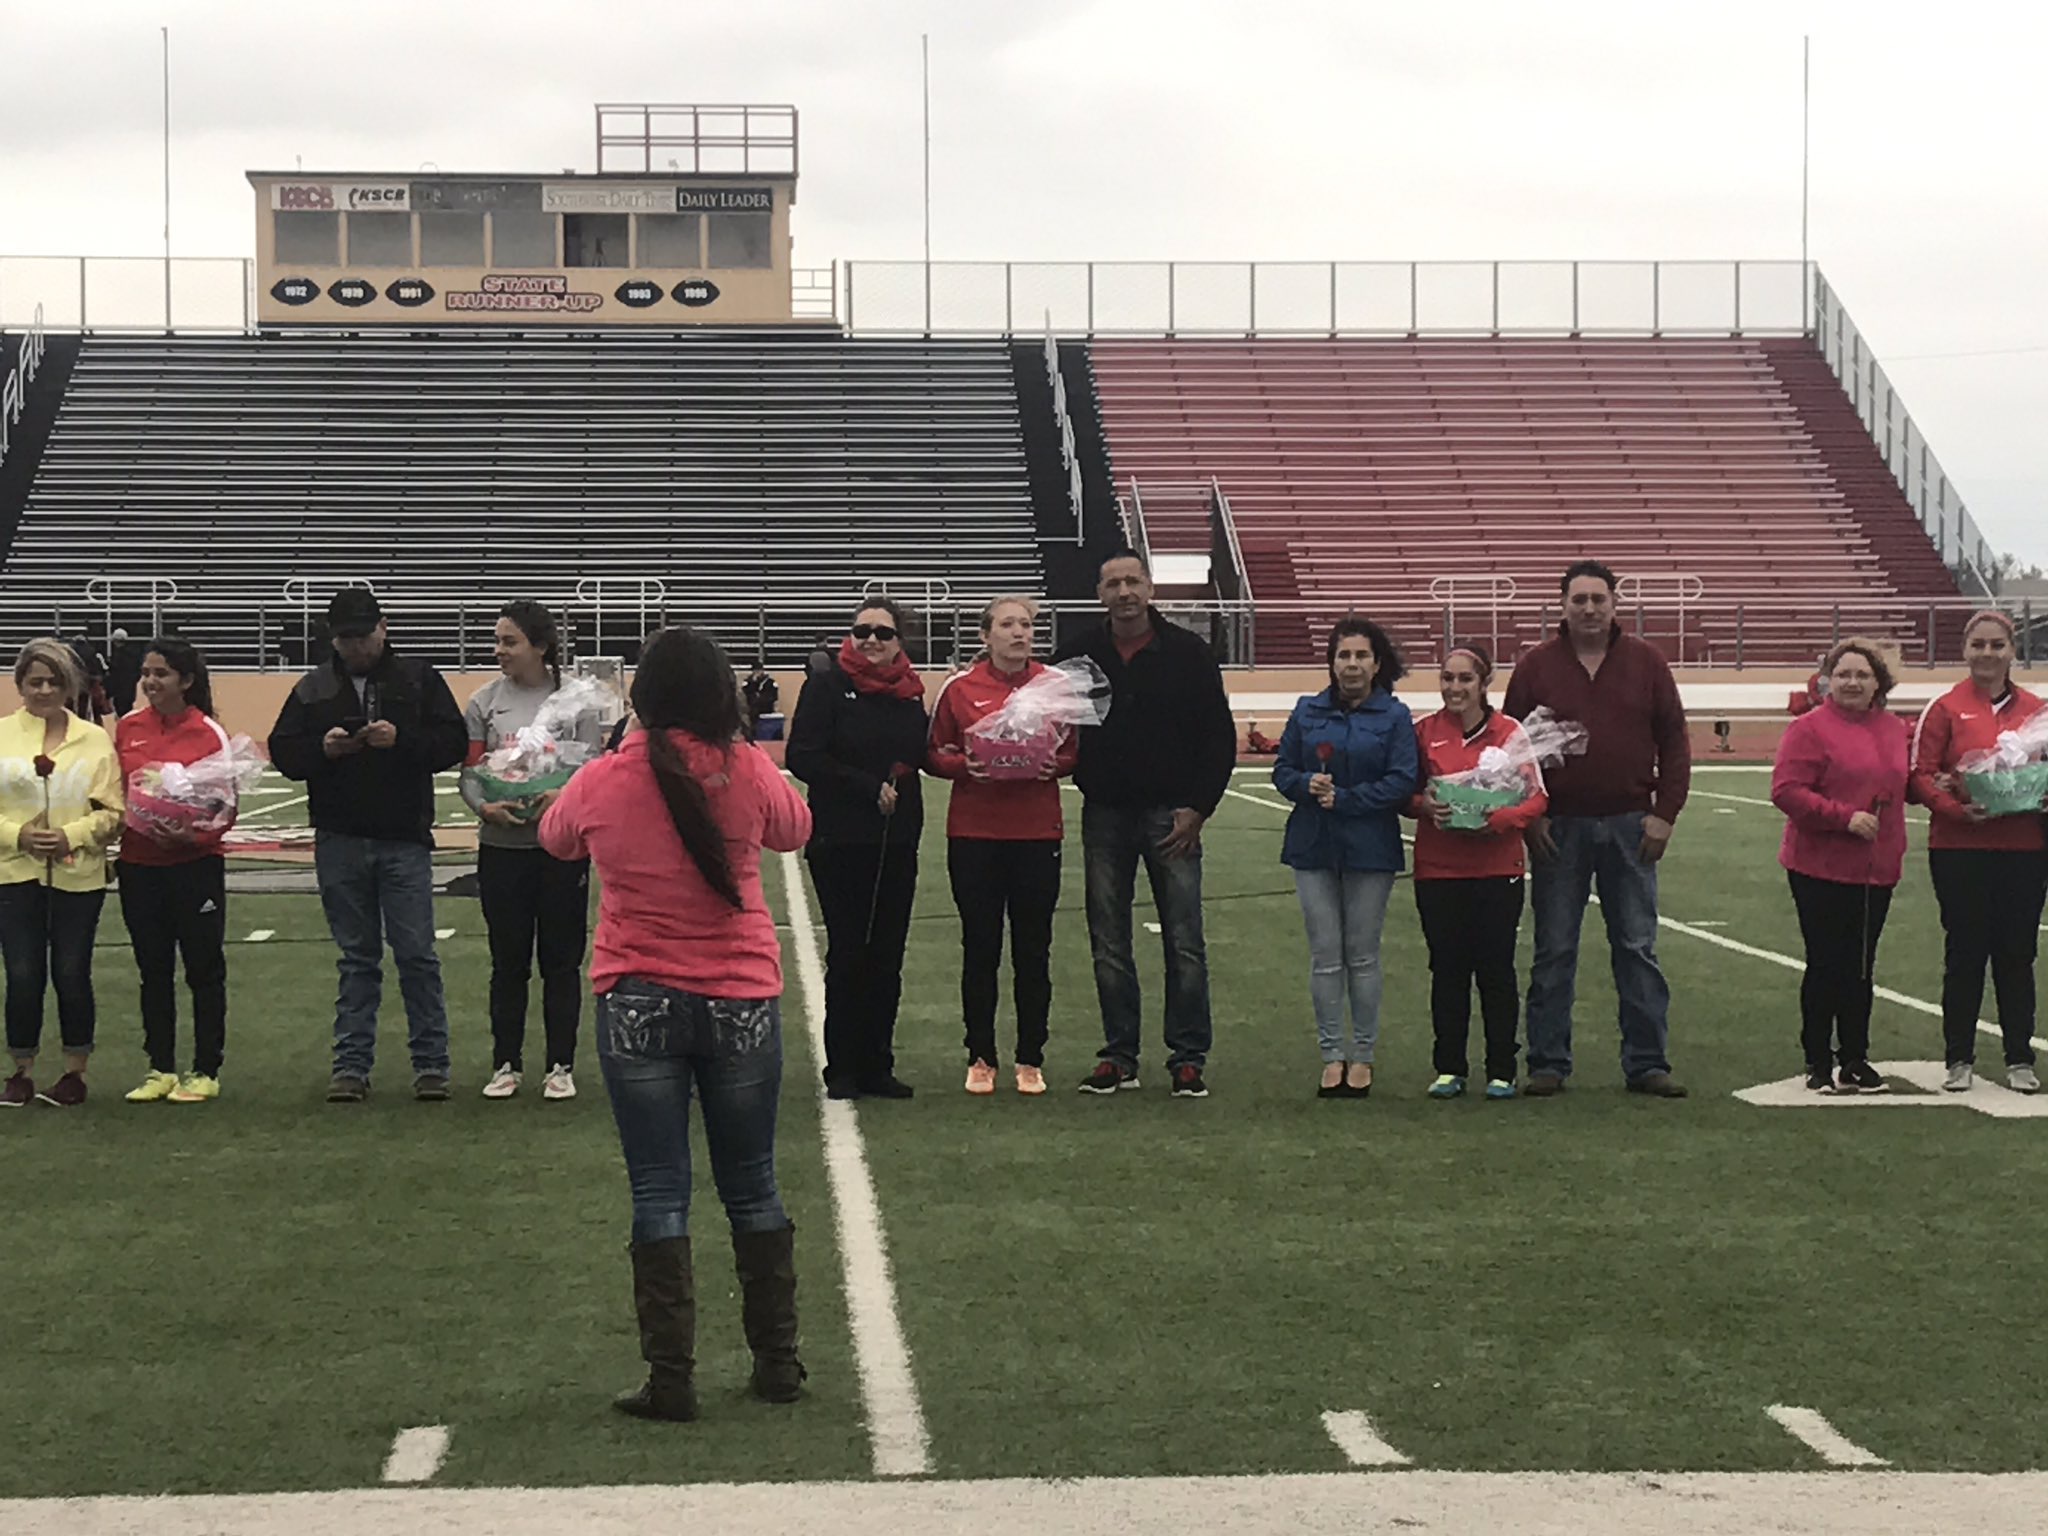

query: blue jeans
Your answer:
[1525,812,1672,1082]
[1293,869,1395,1063]
[314,831,450,1080]
[596,978,789,1243]
[1081,801,1211,1070]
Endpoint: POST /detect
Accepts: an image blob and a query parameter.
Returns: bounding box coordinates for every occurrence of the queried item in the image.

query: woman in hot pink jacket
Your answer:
[539,627,812,1426]
[1769,638,1910,1095]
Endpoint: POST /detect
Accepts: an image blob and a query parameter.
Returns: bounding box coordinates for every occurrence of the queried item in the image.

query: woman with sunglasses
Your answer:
[786,599,928,1099]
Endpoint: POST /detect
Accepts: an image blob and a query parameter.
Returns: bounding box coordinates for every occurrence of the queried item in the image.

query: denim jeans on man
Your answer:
[1525,811,1671,1082]
[314,830,450,1080]
[596,978,789,1243]
[1293,868,1395,1064]
[1081,801,1211,1070]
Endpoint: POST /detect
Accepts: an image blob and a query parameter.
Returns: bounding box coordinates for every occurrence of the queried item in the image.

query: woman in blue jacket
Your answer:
[1274,617,1418,1097]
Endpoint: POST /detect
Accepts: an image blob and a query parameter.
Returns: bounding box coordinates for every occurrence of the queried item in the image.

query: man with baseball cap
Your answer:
[268,588,468,1101]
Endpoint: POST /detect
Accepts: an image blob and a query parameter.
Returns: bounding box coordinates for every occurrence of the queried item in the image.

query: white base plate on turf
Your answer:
[1736,1061,2048,1117]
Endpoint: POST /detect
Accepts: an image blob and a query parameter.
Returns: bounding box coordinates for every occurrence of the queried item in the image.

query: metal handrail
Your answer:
[1120,479,1153,568]
[0,303,47,465]
[1045,325,1084,545]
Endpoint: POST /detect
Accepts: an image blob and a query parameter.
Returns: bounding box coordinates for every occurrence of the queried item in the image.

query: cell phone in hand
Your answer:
[341,716,370,736]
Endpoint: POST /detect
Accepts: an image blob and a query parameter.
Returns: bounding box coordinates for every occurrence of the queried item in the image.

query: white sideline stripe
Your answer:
[1320,1409,1413,1467]
[243,929,275,943]
[1765,1405,1889,1467]
[240,793,309,818]
[434,928,456,940]
[1223,787,1292,813]
[1693,790,1777,808]
[780,851,933,1479]
[379,1426,449,1484]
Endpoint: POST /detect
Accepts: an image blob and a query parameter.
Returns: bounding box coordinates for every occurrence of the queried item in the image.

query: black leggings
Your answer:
[1929,847,2047,1067]
[1414,876,1523,1083]
[947,838,1061,1068]
[477,844,590,1072]
[1786,870,1891,1071]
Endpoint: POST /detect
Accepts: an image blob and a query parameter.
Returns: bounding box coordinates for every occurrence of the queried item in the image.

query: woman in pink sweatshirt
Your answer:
[1769,638,1911,1094]
[540,627,813,1426]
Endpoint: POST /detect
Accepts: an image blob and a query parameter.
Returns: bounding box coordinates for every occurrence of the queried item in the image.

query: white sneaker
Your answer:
[542,1065,577,1101]
[481,1064,521,1099]
[2008,1064,2041,1095]
[1944,1062,1974,1093]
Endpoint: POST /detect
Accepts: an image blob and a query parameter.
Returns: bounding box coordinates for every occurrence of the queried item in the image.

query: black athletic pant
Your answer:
[1413,875,1523,1083]
[947,837,1061,1069]
[1929,847,2048,1067]
[1786,870,1892,1071]
[117,857,228,1078]
[477,844,590,1073]
[807,840,919,1089]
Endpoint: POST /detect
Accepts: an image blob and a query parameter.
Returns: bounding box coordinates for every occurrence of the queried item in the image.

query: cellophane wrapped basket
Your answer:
[1428,707,1589,831]
[1958,713,2048,816]
[965,659,1114,781]
[465,677,615,822]
[125,735,269,844]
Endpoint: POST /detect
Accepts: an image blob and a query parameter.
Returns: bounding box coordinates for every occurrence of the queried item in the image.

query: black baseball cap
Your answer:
[327,588,383,638]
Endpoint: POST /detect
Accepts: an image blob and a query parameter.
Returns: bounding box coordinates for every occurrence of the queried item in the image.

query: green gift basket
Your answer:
[466,763,577,822]
[1960,762,2048,818]
[1430,777,1526,832]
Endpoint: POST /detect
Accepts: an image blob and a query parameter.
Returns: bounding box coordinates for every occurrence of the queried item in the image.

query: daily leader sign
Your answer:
[271,183,411,212]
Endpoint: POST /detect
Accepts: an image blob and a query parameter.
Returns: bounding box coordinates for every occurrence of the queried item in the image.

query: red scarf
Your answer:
[838,636,924,701]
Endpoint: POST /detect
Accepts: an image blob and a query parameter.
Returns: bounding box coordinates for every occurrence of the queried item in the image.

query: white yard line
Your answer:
[1319,1410,1412,1467]
[1693,790,1778,808]
[378,1426,449,1484]
[779,851,932,1479]
[239,793,309,819]
[10,1472,2048,1536]
[1223,787,1293,814]
[1765,1405,1889,1467]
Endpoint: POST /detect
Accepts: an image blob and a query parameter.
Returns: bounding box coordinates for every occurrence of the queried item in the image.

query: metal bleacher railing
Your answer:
[1044,327,1085,545]
[1,304,48,466]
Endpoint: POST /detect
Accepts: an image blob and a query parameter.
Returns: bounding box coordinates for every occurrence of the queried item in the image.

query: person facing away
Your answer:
[266,588,467,1104]
[1053,549,1237,1099]
[464,600,602,1104]
[116,638,238,1105]
[1272,617,1419,1100]
[107,629,144,718]
[1501,559,1690,1099]
[742,666,780,740]
[539,626,814,1423]
[1909,608,2046,1095]
[1770,638,1911,1096]
[925,596,1080,1097]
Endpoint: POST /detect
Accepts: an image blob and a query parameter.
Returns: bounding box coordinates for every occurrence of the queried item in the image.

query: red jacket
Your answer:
[1771,699,1911,886]
[1405,707,1549,880]
[1501,624,1690,822]
[539,730,812,1000]
[1910,679,2047,852]
[114,704,236,866]
[925,658,1079,841]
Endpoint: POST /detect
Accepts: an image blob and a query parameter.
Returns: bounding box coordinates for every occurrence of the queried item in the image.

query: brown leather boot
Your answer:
[732,1222,806,1403]
[614,1236,697,1421]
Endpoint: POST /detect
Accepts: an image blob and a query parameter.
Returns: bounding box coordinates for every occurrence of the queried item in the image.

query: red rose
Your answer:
[1314,744,1335,766]
[888,761,912,781]
[32,755,55,778]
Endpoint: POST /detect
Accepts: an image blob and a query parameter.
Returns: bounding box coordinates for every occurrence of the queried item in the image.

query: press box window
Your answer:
[346,211,413,267]
[635,213,701,268]
[491,210,557,267]
[273,211,339,265]
[419,211,485,267]
[564,214,629,268]
[706,212,772,269]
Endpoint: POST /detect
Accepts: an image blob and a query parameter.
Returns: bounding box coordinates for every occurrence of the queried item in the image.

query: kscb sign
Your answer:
[271,182,410,212]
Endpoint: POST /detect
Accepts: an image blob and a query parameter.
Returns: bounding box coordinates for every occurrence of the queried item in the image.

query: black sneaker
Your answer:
[1171,1064,1209,1099]
[326,1074,369,1104]
[824,1077,863,1101]
[1838,1061,1885,1093]
[859,1076,916,1100]
[1805,1067,1835,1093]
[413,1074,452,1102]
[1078,1060,1137,1094]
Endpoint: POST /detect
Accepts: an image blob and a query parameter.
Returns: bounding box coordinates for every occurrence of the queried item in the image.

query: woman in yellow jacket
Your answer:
[0,639,124,1108]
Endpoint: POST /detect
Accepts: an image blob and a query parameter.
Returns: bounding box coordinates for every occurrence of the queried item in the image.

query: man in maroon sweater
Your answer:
[1502,560,1691,1098]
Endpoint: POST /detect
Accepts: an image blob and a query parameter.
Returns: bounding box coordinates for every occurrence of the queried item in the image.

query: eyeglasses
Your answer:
[851,624,898,642]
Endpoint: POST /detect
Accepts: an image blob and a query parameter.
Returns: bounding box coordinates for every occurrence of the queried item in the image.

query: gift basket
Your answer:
[1957,712,2048,817]
[965,659,1114,781]
[125,735,269,844]
[466,676,616,821]
[1429,707,1588,831]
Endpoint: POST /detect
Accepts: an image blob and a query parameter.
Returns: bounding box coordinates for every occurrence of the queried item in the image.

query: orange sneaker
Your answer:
[1015,1065,1047,1096]
[965,1060,998,1095]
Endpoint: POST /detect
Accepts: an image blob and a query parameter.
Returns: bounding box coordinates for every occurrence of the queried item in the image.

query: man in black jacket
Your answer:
[1054,551,1237,1098]
[268,589,468,1102]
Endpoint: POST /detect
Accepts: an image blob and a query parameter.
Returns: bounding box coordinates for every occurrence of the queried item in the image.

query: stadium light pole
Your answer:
[162,25,171,331]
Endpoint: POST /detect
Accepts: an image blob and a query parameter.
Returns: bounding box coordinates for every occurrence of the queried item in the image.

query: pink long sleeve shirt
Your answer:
[1770,699,1911,888]
[539,729,812,1000]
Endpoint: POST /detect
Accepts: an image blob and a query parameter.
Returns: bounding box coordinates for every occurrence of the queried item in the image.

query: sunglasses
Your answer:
[851,624,898,642]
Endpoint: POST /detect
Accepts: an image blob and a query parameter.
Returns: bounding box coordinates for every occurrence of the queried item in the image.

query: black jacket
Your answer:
[1054,609,1236,816]
[267,643,467,845]
[786,663,928,848]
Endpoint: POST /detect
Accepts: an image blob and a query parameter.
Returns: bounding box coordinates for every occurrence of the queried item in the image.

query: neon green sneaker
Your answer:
[125,1071,181,1104]
[1426,1074,1466,1099]
[169,1074,220,1103]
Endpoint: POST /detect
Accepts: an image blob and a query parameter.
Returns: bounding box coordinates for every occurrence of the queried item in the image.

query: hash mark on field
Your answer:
[1765,1404,1887,1467]
[1321,1409,1413,1467]
[434,928,455,940]
[781,852,932,1478]
[1144,921,1163,934]
[243,929,275,943]
[380,1425,449,1483]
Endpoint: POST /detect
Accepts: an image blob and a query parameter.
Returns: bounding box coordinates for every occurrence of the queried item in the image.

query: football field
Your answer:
[4,766,2046,1531]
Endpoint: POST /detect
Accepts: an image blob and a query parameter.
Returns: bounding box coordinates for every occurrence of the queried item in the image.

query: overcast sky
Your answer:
[3,0,2043,562]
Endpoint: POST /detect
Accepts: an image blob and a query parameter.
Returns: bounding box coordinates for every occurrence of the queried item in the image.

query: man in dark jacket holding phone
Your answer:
[1054,550,1237,1099]
[268,589,468,1103]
